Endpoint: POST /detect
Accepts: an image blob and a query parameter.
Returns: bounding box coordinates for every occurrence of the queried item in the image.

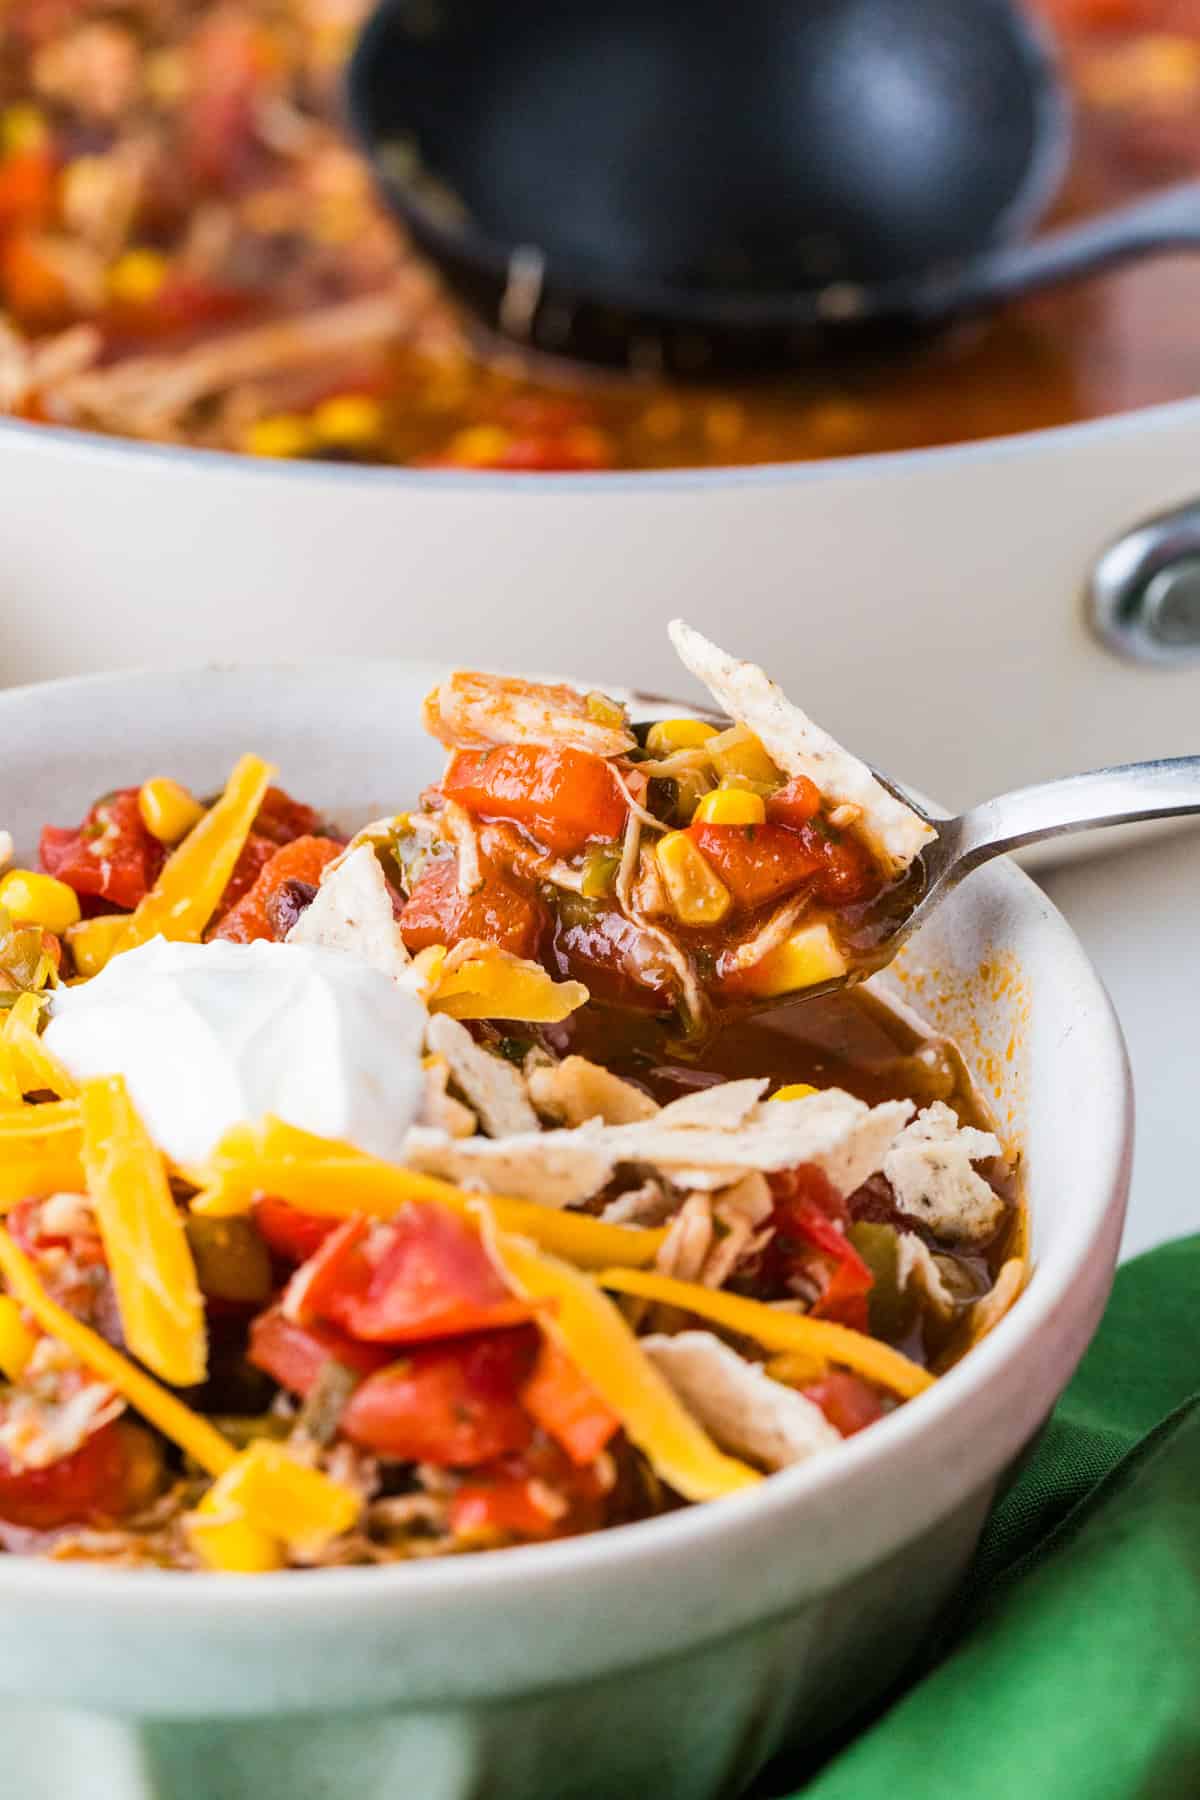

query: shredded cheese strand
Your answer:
[192,1117,666,1270]
[5,992,78,1098]
[0,1101,85,1204]
[485,1222,759,1503]
[114,753,275,954]
[81,1075,207,1387]
[0,1226,236,1476]
[598,1269,936,1400]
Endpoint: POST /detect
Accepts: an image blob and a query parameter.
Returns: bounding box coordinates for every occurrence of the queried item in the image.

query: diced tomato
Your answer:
[253,787,329,847]
[812,831,881,906]
[444,745,627,857]
[802,1372,885,1438]
[0,231,71,327]
[0,148,57,234]
[339,1329,537,1465]
[765,775,822,831]
[449,1438,611,1541]
[399,856,546,959]
[40,788,165,910]
[247,1305,394,1397]
[209,834,342,944]
[688,822,822,911]
[105,273,255,342]
[521,1336,620,1465]
[763,1164,874,1331]
[252,1197,338,1266]
[0,1417,137,1531]
[286,1208,531,1345]
[183,13,272,190]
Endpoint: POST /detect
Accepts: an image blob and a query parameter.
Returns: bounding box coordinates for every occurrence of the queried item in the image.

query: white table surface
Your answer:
[1040,828,1200,1261]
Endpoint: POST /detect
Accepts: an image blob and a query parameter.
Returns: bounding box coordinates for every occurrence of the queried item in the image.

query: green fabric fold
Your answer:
[760,1233,1200,1799]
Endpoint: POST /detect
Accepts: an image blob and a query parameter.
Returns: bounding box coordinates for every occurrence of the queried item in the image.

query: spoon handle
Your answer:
[918,181,1200,318]
[943,756,1200,881]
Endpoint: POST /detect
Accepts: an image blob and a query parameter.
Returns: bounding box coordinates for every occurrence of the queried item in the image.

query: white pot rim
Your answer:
[3,387,1198,497]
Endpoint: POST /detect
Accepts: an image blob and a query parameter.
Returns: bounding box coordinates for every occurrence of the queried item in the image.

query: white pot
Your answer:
[0,659,1131,1800]
[1,400,1199,819]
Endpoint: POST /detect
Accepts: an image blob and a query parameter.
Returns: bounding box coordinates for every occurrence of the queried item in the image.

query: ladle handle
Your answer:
[918,181,1200,318]
[944,755,1200,879]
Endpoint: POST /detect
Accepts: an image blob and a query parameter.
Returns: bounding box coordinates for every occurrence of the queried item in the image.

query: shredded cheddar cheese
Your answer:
[193,1116,667,1270]
[0,1100,85,1203]
[113,753,275,957]
[80,1075,207,1387]
[429,950,588,1023]
[597,1269,936,1400]
[0,1226,236,1476]
[485,1222,759,1504]
[4,992,78,1098]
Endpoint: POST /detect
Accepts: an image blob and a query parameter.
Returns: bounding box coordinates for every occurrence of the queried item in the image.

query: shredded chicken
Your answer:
[423,671,635,758]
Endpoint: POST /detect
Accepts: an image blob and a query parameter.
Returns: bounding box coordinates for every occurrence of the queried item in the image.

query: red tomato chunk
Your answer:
[764,1165,875,1333]
[210,835,342,944]
[285,1208,531,1345]
[521,1336,620,1466]
[252,1197,338,1266]
[443,745,627,856]
[688,822,821,911]
[339,1330,538,1466]
[803,1372,885,1438]
[247,1307,393,1396]
[0,1419,141,1531]
[399,857,545,959]
[40,788,164,910]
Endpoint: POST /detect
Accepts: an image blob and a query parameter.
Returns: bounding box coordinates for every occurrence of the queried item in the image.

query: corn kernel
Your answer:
[692,787,766,827]
[244,414,316,460]
[107,248,169,307]
[0,1294,36,1381]
[645,718,718,757]
[312,393,383,450]
[138,777,204,845]
[770,1083,819,1103]
[66,913,127,979]
[655,832,731,926]
[206,1441,359,1554]
[0,871,80,936]
[744,924,847,998]
[708,726,780,787]
[186,1503,286,1574]
[765,1349,827,1386]
[1,105,48,155]
[444,424,511,467]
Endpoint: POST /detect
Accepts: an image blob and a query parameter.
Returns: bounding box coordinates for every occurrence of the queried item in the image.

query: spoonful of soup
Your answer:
[349,0,1200,372]
[402,622,1200,1030]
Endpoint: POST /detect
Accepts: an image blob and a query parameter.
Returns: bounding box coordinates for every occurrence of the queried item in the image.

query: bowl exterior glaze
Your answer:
[2,402,1200,828]
[0,663,1132,1800]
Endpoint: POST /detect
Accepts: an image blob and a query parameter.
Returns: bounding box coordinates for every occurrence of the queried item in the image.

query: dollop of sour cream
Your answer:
[44,936,427,1168]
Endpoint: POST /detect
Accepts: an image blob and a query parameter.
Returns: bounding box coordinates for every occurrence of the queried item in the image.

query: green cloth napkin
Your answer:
[759,1233,1200,1800]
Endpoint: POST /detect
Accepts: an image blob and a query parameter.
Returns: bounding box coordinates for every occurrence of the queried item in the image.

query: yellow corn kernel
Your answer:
[770,1083,819,1103]
[312,393,383,450]
[107,249,169,307]
[65,913,127,980]
[0,1294,36,1381]
[0,871,80,936]
[655,832,731,927]
[186,1503,286,1574]
[692,787,766,827]
[444,424,511,466]
[708,726,781,787]
[744,923,847,998]
[1,105,47,154]
[138,777,205,845]
[765,1349,827,1386]
[244,414,316,460]
[645,718,718,757]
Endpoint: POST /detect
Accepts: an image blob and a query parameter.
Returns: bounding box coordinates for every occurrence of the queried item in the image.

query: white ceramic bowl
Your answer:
[3,401,1200,824]
[0,661,1131,1800]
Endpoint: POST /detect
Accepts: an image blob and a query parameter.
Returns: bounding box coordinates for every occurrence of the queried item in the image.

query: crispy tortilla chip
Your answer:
[896,1232,957,1320]
[425,1014,539,1139]
[966,1258,1027,1347]
[883,1102,1005,1243]
[642,1331,841,1470]
[402,1126,613,1210]
[668,620,935,876]
[287,845,409,980]
[655,1079,768,1129]
[528,1055,659,1127]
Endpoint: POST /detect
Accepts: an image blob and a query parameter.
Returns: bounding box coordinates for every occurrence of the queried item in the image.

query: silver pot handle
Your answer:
[1089,499,1200,666]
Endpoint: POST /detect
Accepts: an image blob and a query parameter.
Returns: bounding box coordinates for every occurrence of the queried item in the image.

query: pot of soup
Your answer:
[1,0,1199,816]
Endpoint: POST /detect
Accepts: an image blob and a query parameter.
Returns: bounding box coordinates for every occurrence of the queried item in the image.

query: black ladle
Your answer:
[348,0,1200,373]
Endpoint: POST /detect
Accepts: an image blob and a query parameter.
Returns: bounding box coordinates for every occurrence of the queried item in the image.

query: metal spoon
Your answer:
[786,756,1200,1007]
[348,0,1200,372]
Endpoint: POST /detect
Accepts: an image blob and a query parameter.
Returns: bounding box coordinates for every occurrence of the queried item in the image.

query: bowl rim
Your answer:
[0,659,1132,1622]
[2,385,1198,499]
